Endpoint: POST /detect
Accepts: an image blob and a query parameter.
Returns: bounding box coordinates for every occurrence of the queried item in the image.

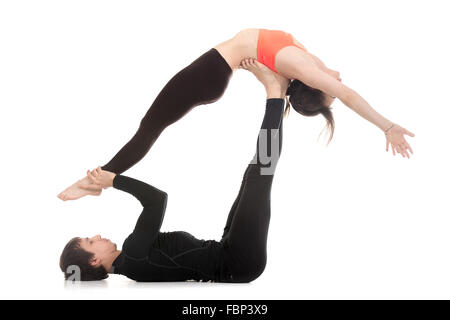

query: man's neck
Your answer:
[104,250,122,273]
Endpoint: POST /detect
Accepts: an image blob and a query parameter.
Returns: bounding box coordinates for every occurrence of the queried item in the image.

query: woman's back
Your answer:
[214,28,316,72]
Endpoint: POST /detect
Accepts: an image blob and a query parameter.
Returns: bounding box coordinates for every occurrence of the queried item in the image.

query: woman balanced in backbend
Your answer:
[60,62,288,282]
[58,28,415,200]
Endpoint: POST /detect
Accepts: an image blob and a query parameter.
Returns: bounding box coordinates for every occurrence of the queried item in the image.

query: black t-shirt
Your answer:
[109,175,231,282]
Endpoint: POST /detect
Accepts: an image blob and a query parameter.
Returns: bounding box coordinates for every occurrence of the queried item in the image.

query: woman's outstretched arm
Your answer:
[292,63,415,158]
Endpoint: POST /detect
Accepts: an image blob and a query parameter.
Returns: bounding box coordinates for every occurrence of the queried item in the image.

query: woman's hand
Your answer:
[80,166,117,189]
[385,124,415,158]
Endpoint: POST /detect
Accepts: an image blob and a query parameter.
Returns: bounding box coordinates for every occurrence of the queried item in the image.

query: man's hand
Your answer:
[80,166,117,190]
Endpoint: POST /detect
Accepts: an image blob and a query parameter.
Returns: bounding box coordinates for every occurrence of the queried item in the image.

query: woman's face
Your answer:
[324,69,342,107]
[329,69,342,82]
[324,94,336,107]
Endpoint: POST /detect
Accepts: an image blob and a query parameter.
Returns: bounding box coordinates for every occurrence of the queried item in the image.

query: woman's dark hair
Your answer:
[59,237,108,281]
[285,79,335,144]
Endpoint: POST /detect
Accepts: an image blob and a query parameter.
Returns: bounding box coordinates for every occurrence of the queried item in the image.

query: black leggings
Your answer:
[101,48,233,174]
[220,98,284,283]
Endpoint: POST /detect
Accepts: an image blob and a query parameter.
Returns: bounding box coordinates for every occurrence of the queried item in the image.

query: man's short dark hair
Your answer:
[59,237,108,281]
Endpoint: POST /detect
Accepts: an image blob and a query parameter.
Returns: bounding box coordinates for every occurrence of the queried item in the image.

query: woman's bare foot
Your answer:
[57,175,102,201]
[239,58,290,98]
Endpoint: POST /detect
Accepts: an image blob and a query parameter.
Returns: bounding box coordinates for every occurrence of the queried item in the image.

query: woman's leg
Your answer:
[221,97,285,283]
[101,48,232,174]
[58,48,232,201]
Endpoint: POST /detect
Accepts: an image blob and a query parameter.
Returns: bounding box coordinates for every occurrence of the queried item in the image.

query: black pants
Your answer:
[101,48,233,174]
[220,98,284,283]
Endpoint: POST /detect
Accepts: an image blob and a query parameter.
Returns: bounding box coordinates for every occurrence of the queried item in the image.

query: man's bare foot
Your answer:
[239,58,290,98]
[57,175,102,201]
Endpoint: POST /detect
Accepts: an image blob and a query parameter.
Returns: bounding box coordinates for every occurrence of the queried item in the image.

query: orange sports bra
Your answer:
[257,29,307,73]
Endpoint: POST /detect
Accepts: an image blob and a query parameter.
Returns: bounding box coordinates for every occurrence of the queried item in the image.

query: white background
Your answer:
[0,0,449,300]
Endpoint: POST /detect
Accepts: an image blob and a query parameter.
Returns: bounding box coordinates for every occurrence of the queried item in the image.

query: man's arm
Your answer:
[113,175,167,208]
[113,175,168,258]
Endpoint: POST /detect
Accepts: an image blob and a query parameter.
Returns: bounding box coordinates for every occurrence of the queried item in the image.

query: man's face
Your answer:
[79,235,117,266]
